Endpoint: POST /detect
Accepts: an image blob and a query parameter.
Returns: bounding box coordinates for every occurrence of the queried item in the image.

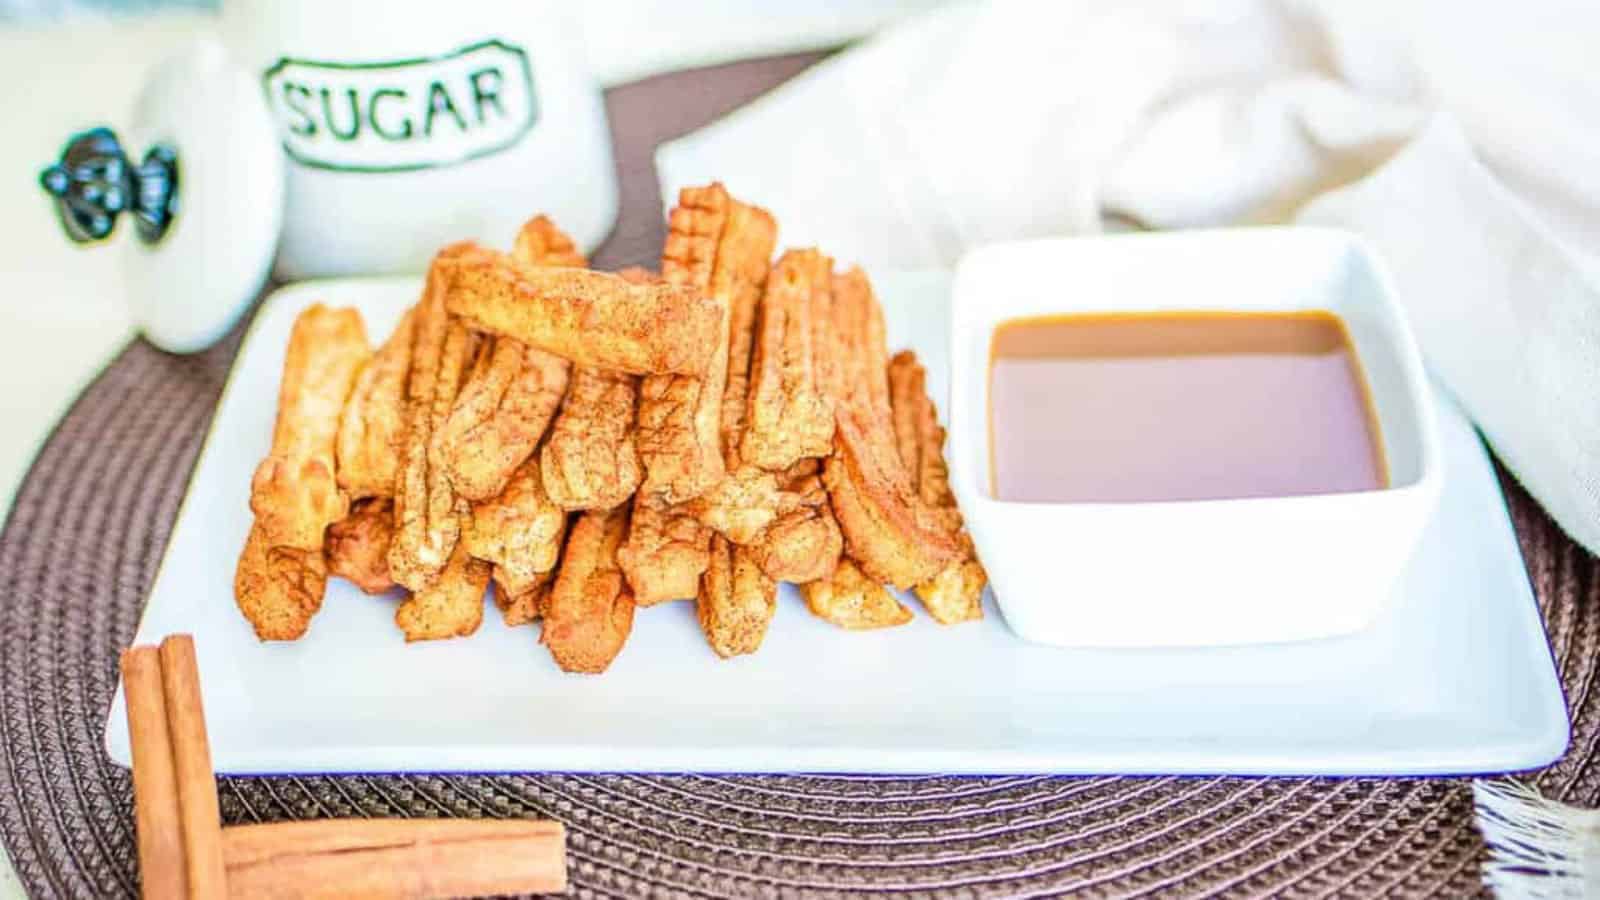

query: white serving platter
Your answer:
[105,271,1568,776]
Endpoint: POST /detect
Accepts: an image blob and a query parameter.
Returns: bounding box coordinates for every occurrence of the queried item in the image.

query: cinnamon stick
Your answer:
[121,634,567,899]
[221,818,563,866]
[120,645,188,899]
[158,635,227,899]
[222,819,567,899]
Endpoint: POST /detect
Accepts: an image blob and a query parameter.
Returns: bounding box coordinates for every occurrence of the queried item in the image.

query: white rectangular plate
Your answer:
[106,272,1567,776]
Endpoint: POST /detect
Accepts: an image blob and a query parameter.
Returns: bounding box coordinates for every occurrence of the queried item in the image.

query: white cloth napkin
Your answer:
[658,0,1600,554]
[577,0,948,86]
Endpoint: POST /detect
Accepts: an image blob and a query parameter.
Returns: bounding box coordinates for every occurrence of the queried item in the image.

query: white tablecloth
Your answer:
[658,0,1600,556]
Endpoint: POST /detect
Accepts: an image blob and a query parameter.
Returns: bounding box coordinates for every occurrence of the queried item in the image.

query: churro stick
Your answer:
[437,338,570,502]
[747,459,842,584]
[801,558,913,630]
[685,468,782,545]
[510,213,587,270]
[822,269,960,589]
[444,248,722,375]
[540,367,642,511]
[618,495,710,606]
[336,307,415,500]
[696,535,777,658]
[234,522,328,641]
[388,246,479,591]
[826,399,960,589]
[637,185,777,503]
[889,350,987,624]
[682,220,795,656]
[395,534,490,641]
[888,352,960,520]
[828,267,894,415]
[438,216,581,501]
[684,233,784,543]
[740,249,836,471]
[493,566,554,627]
[621,186,777,602]
[543,506,635,673]
[249,304,369,551]
[324,497,396,595]
[464,456,566,596]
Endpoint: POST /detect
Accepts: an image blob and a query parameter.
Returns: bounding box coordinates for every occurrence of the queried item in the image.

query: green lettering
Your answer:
[368,88,413,140]
[282,82,317,137]
[468,67,505,125]
[319,87,361,141]
[423,81,467,137]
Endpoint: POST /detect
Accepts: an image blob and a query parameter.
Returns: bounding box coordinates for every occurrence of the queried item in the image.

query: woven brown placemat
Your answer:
[2,53,1595,899]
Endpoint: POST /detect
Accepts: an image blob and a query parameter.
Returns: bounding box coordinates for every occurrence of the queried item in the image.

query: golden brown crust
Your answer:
[635,189,727,505]
[684,466,783,545]
[394,536,490,641]
[822,271,961,589]
[747,459,842,583]
[336,307,414,500]
[540,367,642,511]
[543,506,635,673]
[463,457,567,596]
[740,250,836,471]
[696,535,777,658]
[620,186,777,603]
[324,497,396,595]
[444,248,721,375]
[800,558,912,630]
[887,350,923,479]
[249,304,369,551]
[437,216,584,501]
[234,522,328,641]
[829,267,892,413]
[826,412,961,589]
[887,352,960,514]
[720,236,767,465]
[437,338,570,501]
[493,566,553,627]
[617,494,711,606]
[888,350,986,624]
[511,214,587,269]
[637,185,777,503]
[388,247,480,591]
[913,559,987,625]
[683,228,787,542]
[614,267,658,284]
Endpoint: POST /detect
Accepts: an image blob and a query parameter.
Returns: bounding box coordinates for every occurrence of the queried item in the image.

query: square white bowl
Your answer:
[948,228,1443,647]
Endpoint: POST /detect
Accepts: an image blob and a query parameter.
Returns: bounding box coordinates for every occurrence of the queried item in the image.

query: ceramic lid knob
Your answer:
[38,38,283,354]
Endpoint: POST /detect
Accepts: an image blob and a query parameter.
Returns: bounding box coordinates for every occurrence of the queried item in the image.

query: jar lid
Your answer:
[39,37,283,354]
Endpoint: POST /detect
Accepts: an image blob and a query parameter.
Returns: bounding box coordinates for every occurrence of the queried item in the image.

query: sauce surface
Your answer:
[989,311,1386,503]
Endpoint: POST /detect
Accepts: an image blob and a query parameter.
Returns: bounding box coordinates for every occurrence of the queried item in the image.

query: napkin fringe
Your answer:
[1475,779,1600,898]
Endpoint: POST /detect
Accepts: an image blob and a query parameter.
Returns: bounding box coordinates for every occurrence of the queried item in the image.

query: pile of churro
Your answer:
[234,184,986,673]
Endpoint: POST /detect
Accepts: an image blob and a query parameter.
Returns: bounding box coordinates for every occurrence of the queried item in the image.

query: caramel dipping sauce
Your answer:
[989,311,1387,503]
